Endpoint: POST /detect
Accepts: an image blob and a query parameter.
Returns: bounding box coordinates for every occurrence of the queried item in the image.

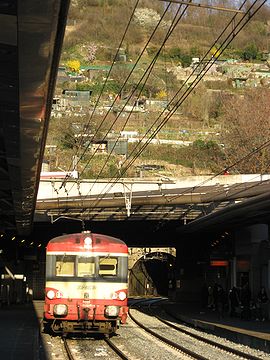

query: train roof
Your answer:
[46,232,128,254]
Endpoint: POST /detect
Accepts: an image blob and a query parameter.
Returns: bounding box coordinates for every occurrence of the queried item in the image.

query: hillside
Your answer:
[45,1,270,179]
[63,0,270,65]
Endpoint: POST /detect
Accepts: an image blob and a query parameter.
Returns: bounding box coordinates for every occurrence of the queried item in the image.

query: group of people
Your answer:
[201,283,269,321]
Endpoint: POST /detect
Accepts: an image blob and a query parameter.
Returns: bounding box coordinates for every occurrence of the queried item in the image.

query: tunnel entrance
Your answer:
[129,252,176,297]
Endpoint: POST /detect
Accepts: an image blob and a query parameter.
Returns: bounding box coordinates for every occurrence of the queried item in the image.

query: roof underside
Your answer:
[0,0,69,235]
[35,179,270,235]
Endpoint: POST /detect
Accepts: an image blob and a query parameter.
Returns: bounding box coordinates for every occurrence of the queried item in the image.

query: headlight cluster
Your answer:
[53,304,68,316]
[105,305,119,317]
[118,291,126,300]
[111,291,127,300]
[46,290,62,299]
[46,290,55,299]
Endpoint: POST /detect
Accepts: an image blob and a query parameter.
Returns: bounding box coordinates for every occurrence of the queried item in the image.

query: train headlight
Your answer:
[105,305,119,317]
[46,290,55,299]
[118,291,126,301]
[84,236,92,249]
[53,304,68,316]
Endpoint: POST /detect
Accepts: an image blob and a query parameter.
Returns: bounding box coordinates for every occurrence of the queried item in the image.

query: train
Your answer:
[43,231,128,335]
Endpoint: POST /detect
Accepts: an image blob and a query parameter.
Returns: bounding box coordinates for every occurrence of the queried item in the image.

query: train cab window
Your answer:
[99,257,117,276]
[77,257,95,277]
[56,255,75,276]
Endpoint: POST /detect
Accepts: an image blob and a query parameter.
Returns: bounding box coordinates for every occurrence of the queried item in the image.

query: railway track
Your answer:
[128,308,208,360]
[63,337,74,360]
[62,336,129,360]
[129,299,267,360]
[155,309,263,360]
[41,298,268,360]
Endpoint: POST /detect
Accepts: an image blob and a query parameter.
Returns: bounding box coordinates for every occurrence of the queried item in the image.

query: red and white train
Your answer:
[43,231,128,335]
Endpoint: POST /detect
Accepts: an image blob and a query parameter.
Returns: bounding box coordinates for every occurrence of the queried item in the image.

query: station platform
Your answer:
[0,301,43,360]
[164,301,270,353]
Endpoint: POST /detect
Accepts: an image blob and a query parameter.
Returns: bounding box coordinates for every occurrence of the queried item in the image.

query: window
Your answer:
[56,255,75,276]
[78,257,95,277]
[99,257,117,276]
[53,254,122,278]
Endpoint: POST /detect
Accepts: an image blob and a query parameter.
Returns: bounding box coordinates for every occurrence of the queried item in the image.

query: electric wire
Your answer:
[79,3,189,196]
[167,128,270,202]
[82,1,268,221]
[76,4,171,175]
[73,2,173,177]
[59,1,180,195]
[60,0,169,189]
[51,0,268,223]
[116,0,257,178]
[53,0,242,211]
[81,0,261,209]
[59,0,140,188]
[92,2,248,192]
[63,0,242,193]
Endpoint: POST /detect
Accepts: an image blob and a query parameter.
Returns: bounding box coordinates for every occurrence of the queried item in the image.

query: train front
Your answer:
[43,231,128,335]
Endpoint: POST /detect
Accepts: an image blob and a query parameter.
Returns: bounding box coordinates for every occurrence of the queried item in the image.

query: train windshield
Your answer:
[49,254,127,281]
[55,255,96,277]
[99,257,118,276]
[78,257,95,277]
[56,255,75,276]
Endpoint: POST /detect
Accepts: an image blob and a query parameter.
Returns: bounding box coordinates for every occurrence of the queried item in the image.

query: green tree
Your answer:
[241,43,258,61]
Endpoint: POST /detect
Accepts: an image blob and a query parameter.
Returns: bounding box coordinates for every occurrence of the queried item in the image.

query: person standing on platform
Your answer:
[229,286,240,317]
[240,283,251,320]
[201,283,209,309]
[213,283,219,311]
[207,285,214,309]
[257,286,269,321]
[216,284,225,318]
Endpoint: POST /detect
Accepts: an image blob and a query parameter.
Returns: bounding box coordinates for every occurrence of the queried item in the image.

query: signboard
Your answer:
[210,260,229,267]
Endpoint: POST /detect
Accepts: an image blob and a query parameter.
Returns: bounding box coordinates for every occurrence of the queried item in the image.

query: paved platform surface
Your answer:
[0,302,41,360]
[164,301,270,353]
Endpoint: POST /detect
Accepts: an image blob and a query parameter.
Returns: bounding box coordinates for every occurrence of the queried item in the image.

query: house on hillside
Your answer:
[80,65,110,81]
[90,139,128,156]
[62,89,92,107]
[56,66,70,84]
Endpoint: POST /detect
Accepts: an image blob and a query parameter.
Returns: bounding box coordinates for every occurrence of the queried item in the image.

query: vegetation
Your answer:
[64,0,270,64]
[46,1,270,178]
[220,88,270,174]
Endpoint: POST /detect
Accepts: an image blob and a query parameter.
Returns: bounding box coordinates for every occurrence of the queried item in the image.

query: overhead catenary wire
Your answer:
[63,0,244,193]
[59,0,140,188]
[68,1,206,200]
[91,1,249,193]
[81,3,267,220]
[60,0,172,189]
[51,0,268,223]
[167,136,270,203]
[73,1,172,179]
[82,0,264,210]
[59,0,182,196]
[79,3,189,196]
[40,143,270,211]
[115,0,257,178]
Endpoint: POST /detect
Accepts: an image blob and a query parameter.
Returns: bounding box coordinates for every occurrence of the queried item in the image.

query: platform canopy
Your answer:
[0,1,69,235]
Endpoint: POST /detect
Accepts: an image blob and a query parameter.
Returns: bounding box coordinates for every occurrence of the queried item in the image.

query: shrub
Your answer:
[241,43,258,61]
